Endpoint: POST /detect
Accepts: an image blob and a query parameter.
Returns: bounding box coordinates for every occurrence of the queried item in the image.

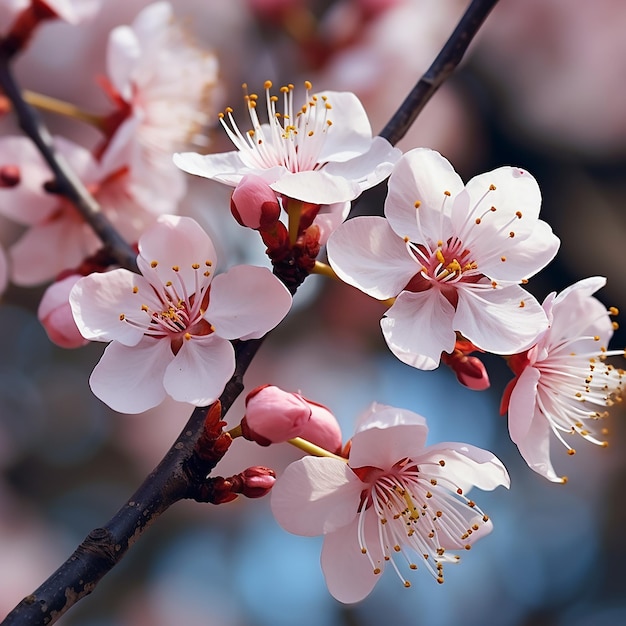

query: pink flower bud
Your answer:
[231,174,281,230]
[299,399,343,454]
[442,351,490,391]
[237,466,276,498]
[243,384,312,444]
[38,275,88,348]
[0,165,20,187]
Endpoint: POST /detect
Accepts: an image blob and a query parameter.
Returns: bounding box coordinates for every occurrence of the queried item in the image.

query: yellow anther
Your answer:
[443,190,451,197]
[192,263,200,270]
[489,184,496,191]
[132,286,138,294]
[264,80,272,89]
[414,200,421,208]
[184,333,192,341]
[150,260,158,268]
[435,249,446,264]
[141,304,149,312]
[304,80,312,90]
[119,314,125,321]
[475,218,482,224]
[509,231,515,238]
[519,300,525,308]
[501,256,506,262]
[609,306,619,315]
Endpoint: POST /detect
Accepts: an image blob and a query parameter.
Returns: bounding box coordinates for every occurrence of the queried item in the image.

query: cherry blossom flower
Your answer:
[102,1,219,211]
[69,215,292,414]
[327,147,560,370]
[173,80,401,207]
[271,402,509,603]
[501,277,625,482]
[0,134,162,285]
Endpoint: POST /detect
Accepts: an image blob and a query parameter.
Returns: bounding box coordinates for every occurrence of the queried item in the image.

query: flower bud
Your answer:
[442,351,490,391]
[299,399,343,454]
[38,275,88,348]
[0,165,20,187]
[242,384,312,445]
[237,466,276,498]
[231,174,281,230]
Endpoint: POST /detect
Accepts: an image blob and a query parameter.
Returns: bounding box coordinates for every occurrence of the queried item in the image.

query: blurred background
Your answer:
[1,0,626,624]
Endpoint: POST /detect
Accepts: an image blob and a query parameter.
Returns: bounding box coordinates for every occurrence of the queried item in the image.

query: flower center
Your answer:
[353,458,490,587]
[218,80,333,173]
[119,260,214,354]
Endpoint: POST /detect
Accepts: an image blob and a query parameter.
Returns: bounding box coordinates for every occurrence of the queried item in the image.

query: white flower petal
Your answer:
[163,335,234,406]
[507,366,541,444]
[137,215,217,295]
[271,170,360,204]
[106,25,140,99]
[381,289,456,369]
[478,219,560,282]
[385,148,464,242]
[455,285,548,355]
[173,150,249,186]
[327,216,417,299]
[458,166,542,243]
[271,456,361,536]
[321,515,382,604]
[207,265,292,340]
[70,269,157,346]
[418,443,511,493]
[89,339,172,414]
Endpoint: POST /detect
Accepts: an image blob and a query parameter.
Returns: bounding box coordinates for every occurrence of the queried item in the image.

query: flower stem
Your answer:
[22,90,104,128]
[288,437,348,462]
[312,260,338,279]
[287,198,303,245]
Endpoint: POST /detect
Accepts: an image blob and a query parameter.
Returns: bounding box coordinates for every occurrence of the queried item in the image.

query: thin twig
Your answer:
[379,0,499,146]
[0,49,138,272]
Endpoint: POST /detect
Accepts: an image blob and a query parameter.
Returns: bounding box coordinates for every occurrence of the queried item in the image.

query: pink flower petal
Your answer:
[381,289,457,369]
[271,170,360,204]
[477,219,560,282]
[327,216,417,299]
[106,25,140,99]
[321,514,382,603]
[137,215,218,295]
[207,265,292,340]
[70,269,157,346]
[89,338,172,414]
[417,442,511,493]
[163,335,235,406]
[271,456,361,536]
[458,166,542,242]
[507,366,542,444]
[384,148,464,242]
[454,284,548,355]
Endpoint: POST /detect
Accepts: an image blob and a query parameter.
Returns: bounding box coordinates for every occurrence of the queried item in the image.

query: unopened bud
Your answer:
[237,466,276,498]
[0,165,20,188]
[231,174,281,230]
[242,384,312,445]
[442,351,490,391]
[38,275,89,348]
[300,399,343,454]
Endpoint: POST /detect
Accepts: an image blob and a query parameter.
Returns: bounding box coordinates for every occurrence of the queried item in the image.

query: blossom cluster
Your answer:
[0,0,624,611]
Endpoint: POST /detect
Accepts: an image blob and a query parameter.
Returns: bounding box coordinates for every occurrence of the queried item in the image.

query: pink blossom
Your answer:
[327,148,560,370]
[271,402,509,603]
[37,274,88,348]
[102,1,219,212]
[502,277,625,482]
[0,134,163,286]
[174,80,401,207]
[69,215,292,414]
[299,398,342,454]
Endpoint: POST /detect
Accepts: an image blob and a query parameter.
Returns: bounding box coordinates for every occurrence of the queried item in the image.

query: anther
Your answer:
[151,260,158,268]
[489,184,496,191]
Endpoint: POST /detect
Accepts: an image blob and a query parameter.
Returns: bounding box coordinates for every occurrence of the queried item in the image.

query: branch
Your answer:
[0,48,138,273]
[379,0,499,146]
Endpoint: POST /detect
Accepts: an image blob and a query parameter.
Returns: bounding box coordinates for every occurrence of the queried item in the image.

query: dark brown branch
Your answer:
[0,48,138,273]
[379,0,499,146]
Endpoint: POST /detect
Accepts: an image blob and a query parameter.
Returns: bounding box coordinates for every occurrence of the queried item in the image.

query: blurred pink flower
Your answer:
[327,148,560,370]
[0,134,165,285]
[502,277,625,483]
[271,402,509,603]
[70,215,292,414]
[174,81,401,206]
[37,273,88,348]
[102,1,219,212]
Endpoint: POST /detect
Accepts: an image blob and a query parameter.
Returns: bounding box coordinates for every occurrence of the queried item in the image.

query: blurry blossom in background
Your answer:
[1,1,626,625]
